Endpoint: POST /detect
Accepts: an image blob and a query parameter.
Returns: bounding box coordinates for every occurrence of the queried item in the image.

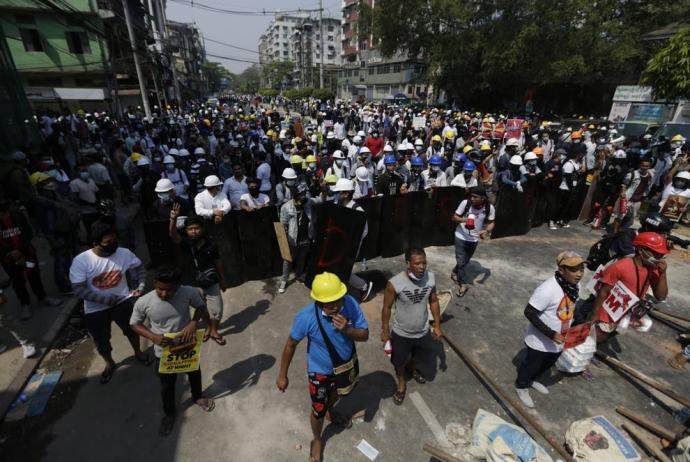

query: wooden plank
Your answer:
[422,443,465,462]
[622,423,672,462]
[616,406,678,442]
[273,222,292,262]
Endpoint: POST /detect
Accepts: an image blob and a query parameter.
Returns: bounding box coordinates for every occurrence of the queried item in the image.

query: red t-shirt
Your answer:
[366,137,384,158]
[596,258,659,323]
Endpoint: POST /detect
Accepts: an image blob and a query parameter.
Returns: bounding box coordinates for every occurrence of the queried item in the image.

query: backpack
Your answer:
[458,199,491,220]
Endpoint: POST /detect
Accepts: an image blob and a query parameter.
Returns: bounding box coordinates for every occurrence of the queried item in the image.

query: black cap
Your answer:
[470,185,487,197]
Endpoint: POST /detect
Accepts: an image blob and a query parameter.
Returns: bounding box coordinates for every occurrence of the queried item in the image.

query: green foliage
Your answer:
[202,61,233,94]
[370,0,690,108]
[642,28,690,100]
[233,64,260,94]
[283,87,315,99]
[261,60,294,88]
[311,88,335,101]
[259,88,279,97]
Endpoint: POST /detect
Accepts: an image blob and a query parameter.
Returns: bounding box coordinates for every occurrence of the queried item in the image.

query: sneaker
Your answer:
[278,280,287,294]
[531,381,549,395]
[561,222,571,229]
[19,305,32,320]
[360,281,374,303]
[516,388,534,408]
[0,344,7,354]
[549,221,557,230]
[42,296,63,307]
[21,342,38,359]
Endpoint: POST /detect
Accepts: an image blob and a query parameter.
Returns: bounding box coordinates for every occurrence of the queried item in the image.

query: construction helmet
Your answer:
[571,131,582,140]
[506,138,519,147]
[509,155,523,166]
[137,157,151,166]
[411,156,424,167]
[355,166,369,182]
[305,154,317,163]
[194,147,206,155]
[290,154,305,165]
[163,155,175,164]
[168,148,180,156]
[432,135,442,142]
[429,155,443,166]
[359,146,371,155]
[30,172,51,186]
[310,272,348,303]
[480,144,492,152]
[178,149,190,157]
[524,152,538,161]
[671,134,685,142]
[332,150,346,160]
[445,131,455,140]
[282,168,297,180]
[324,174,338,185]
[533,146,544,156]
[414,139,424,146]
[463,145,474,154]
[632,232,669,255]
[332,178,355,192]
[463,160,476,172]
[675,171,690,181]
[155,178,175,193]
[383,154,397,165]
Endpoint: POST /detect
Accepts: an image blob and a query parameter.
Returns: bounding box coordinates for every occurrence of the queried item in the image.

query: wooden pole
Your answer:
[422,443,464,462]
[596,352,690,409]
[616,406,678,442]
[653,308,690,323]
[622,423,673,462]
[442,334,577,462]
[650,311,689,331]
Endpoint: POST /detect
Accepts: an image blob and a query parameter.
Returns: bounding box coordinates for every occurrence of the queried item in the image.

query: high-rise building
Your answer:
[338,0,430,101]
[168,21,206,99]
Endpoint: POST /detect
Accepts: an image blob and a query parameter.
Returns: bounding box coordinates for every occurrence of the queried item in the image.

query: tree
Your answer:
[642,27,690,101]
[261,60,294,88]
[234,64,261,94]
[202,61,233,94]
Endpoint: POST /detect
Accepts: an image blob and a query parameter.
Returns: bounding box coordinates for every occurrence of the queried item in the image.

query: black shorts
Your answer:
[84,299,135,356]
[390,331,433,369]
[307,372,336,418]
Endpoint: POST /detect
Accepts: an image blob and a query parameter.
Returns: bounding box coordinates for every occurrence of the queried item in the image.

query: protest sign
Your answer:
[412,116,426,129]
[564,322,593,350]
[602,281,639,323]
[505,119,523,140]
[158,329,205,374]
[660,195,689,222]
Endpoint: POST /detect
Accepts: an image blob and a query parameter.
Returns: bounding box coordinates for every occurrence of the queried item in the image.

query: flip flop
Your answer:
[411,369,427,384]
[159,415,175,436]
[202,332,211,343]
[195,397,215,412]
[100,366,115,384]
[210,335,226,346]
[393,389,406,405]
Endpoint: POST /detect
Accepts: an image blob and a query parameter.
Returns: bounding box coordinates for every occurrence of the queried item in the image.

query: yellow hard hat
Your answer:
[131,153,143,162]
[463,145,473,154]
[587,124,595,129]
[250,114,256,120]
[290,154,304,165]
[324,174,338,185]
[294,137,303,144]
[305,154,317,163]
[30,172,51,186]
[267,129,275,137]
[480,144,491,152]
[672,134,685,142]
[444,131,454,139]
[203,119,211,127]
[310,272,347,303]
[432,135,442,142]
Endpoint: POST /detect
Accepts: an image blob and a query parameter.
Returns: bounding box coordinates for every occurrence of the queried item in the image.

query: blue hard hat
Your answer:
[383,154,397,165]
[411,156,424,167]
[429,155,442,166]
[453,152,467,163]
[463,160,476,172]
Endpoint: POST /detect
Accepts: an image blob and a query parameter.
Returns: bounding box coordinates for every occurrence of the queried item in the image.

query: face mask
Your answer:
[640,248,662,268]
[431,166,440,172]
[415,146,423,152]
[153,157,162,163]
[79,172,90,180]
[335,160,344,167]
[407,270,425,281]
[249,188,259,197]
[157,192,171,202]
[309,163,317,169]
[286,180,297,187]
[165,164,175,172]
[100,242,118,255]
[222,157,230,163]
[42,182,58,192]
[673,180,687,190]
[573,139,581,144]
[527,160,537,166]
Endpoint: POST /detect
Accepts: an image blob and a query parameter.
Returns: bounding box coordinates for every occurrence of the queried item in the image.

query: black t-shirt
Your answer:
[178,236,219,285]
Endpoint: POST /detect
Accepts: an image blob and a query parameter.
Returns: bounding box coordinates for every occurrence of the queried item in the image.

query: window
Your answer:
[377,65,389,74]
[65,31,91,54]
[283,50,288,56]
[353,69,359,76]
[368,67,374,75]
[19,28,43,52]
[393,63,401,73]
[328,25,334,32]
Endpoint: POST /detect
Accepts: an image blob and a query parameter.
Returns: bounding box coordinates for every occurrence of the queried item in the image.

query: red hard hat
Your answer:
[632,232,669,255]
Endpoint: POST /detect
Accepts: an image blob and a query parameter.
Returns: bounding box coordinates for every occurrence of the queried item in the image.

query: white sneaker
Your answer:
[0,344,7,354]
[561,222,571,229]
[516,388,534,408]
[42,296,63,307]
[548,221,557,230]
[19,305,32,320]
[531,381,549,395]
[278,280,287,294]
[21,342,38,359]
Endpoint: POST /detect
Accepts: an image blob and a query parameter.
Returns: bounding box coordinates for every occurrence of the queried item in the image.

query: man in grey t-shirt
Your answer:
[130,265,215,436]
[381,248,442,405]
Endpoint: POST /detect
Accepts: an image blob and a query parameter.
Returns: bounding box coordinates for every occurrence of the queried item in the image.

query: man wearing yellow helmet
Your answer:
[277,272,369,462]
[427,134,444,158]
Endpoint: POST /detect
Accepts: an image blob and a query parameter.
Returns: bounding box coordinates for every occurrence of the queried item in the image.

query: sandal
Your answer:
[159,415,175,436]
[136,353,152,366]
[411,369,427,384]
[329,412,352,429]
[210,335,226,346]
[202,332,211,343]
[393,389,406,405]
[195,397,215,412]
[456,285,469,298]
[99,366,115,384]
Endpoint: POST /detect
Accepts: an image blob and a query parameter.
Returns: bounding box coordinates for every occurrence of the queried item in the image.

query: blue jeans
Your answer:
[453,237,478,285]
[683,345,690,360]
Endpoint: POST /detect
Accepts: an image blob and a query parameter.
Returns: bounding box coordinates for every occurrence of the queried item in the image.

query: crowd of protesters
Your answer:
[0,95,688,448]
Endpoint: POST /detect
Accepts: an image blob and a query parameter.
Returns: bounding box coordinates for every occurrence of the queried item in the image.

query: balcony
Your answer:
[342,46,357,56]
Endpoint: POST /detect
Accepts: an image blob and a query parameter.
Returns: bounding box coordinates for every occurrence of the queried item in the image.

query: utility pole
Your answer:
[121,0,152,121]
[319,0,324,88]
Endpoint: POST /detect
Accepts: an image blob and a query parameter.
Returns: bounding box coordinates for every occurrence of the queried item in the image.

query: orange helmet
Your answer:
[571,131,582,140]
[532,146,544,156]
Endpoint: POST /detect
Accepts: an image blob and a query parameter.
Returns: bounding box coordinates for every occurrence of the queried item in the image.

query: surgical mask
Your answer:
[222,157,230,163]
[573,139,581,144]
[431,166,440,172]
[42,182,58,192]
[249,188,259,197]
[286,180,297,187]
[157,192,171,203]
[415,146,423,152]
[79,172,90,180]
[153,157,162,163]
[165,164,175,172]
[408,270,426,281]
[527,160,537,166]
[309,163,317,170]
[640,248,663,268]
[335,160,344,167]
[673,180,687,190]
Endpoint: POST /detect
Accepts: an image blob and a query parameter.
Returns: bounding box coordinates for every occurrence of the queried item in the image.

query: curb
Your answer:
[0,297,80,423]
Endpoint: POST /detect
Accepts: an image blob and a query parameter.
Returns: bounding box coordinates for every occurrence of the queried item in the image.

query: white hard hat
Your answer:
[168,148,179,156]
[176,138,183,146]
[506,138,519,147]
[137,157,151,166]
[414,139,424,146]
[353,135,362,144]
[357,130,366,137]
[359,146,371,154]
[613,149,627,159]
[524,152,538,161]
[155,178,175,193]
[163,155,175,164]
[355,166,369,182]
[509,155,523,166]
[178,149,190,157]
[675,171,690,181]
[203,175,222,188]
[332,150,346,159]
[341,139,351,148]
[332,178,354,192]
[194,147,205,155]
[383,144,393,152]
[282,168,297,180]
[326,131,335,139]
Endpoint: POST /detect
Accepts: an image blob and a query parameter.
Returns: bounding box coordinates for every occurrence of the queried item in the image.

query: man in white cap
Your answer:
[149,178,192,221]
[160,154,189,200]
[194,175,230,224]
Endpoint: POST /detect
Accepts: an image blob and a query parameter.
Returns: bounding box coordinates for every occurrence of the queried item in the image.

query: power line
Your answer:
[169,0,323,16]
[203,37,261,55]
[205,52,260,65]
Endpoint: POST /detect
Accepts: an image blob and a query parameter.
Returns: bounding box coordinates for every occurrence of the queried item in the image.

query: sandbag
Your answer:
[556,335,596,373]
[565,416,641,462]
[670,435,690,462]
[470,409,553,462]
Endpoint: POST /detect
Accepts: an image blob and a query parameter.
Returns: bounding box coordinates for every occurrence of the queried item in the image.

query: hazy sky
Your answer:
[166,0,343,74]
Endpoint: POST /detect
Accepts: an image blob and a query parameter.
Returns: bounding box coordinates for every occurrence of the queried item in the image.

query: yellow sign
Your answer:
[158,329,204,374]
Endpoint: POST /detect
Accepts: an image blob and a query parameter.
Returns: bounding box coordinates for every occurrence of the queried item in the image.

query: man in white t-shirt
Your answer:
[69,223,149,384]
[515,251,584,408]
[451,186,495,297]
[240,178,270,211]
